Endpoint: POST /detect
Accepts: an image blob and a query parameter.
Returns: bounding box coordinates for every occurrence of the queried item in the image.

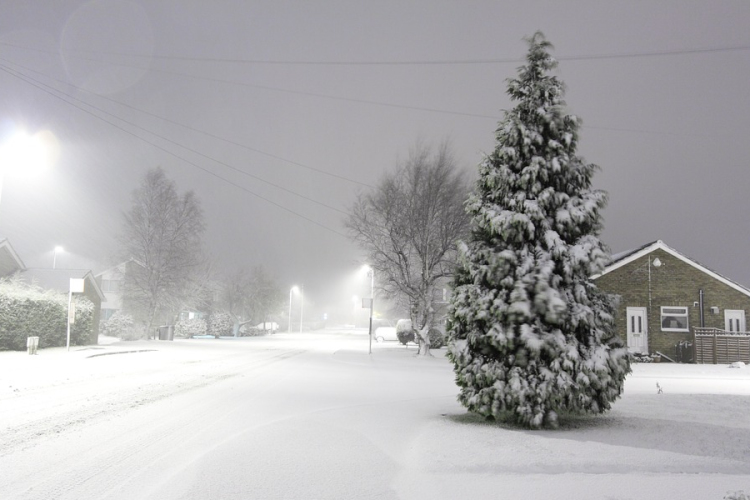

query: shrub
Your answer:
[101,312,136,338]
[428,328,445,349]
[396,319,415,345]
[207,311,233,338]
[175,317,207,338]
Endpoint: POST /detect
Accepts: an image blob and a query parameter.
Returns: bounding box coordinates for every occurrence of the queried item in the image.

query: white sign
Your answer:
[69,278,85,293]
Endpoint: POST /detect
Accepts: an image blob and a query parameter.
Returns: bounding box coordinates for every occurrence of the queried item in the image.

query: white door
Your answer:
[724,310,745,332]
[626,307,648,353]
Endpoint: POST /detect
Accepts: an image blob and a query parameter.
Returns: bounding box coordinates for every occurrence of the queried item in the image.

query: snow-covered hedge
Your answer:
[208,312,233,338]
[0,278,94,351]
[175,317,207,338]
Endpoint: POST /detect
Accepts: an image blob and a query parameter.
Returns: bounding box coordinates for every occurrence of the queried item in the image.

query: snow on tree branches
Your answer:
[446,32,630,429]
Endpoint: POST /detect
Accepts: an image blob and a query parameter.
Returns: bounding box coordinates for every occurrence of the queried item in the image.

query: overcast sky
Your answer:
[1,1,749,319]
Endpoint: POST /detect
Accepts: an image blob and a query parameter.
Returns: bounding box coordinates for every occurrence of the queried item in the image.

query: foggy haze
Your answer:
[2,1,750,320]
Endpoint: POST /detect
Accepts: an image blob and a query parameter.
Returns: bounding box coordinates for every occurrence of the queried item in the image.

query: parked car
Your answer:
[373,319,398,342]
[255,321,279,332]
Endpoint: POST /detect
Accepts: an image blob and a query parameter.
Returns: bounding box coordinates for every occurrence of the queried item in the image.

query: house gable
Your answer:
[594,240,750,299]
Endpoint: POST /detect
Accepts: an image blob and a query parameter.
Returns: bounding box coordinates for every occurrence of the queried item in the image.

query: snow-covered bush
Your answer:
[447,32,630,429]
[207,311,233,338]
[396,319,415,345]
[428,328,445,349]
[100,312,137,339]
[175,317,207,338]
[0,277,93,350]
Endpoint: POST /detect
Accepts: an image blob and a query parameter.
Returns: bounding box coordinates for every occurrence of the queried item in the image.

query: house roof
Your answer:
[0,238,26,277]
[94,258,143,279]
[593,240,750,299]
[20,268,106,301]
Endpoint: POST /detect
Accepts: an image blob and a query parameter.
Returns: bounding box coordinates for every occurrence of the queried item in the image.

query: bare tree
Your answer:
[220,268,254,336]
[346,141,471,355]
[119,167,206,338]
[246,266,284,331]
[219,266,284,335]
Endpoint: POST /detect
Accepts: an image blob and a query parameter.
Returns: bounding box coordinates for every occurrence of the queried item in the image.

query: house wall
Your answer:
[595,249,750,355]
[82,277,101,344]
[96,264,126,321]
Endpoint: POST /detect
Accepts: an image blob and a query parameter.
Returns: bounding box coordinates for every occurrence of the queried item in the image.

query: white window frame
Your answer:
[660,306,689,332]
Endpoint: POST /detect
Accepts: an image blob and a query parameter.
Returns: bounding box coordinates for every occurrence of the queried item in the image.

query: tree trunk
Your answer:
[231,315,240,337]
[415,325,432,357]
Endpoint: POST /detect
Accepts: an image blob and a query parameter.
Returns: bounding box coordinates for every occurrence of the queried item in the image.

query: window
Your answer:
[101,279,121,293]
[101,308,117,321]
[661,306,689,332]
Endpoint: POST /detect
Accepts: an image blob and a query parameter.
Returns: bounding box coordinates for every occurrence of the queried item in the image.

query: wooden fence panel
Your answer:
[693,328,750,364]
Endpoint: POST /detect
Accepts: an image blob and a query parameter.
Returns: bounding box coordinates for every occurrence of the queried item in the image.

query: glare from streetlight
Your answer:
[0,130,59,175]
[53,246,64,269]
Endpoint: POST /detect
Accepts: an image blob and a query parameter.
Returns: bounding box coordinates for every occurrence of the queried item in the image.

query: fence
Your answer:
[693,327,750,364]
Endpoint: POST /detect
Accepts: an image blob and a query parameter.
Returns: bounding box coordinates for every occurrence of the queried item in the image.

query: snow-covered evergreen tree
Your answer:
[447,32,630,429]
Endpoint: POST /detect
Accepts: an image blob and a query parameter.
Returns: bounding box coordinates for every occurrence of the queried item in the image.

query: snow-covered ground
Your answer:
[1,330,749,499]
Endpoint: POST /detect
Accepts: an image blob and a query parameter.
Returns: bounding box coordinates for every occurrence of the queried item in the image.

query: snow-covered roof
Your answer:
[0,238,26,277]
[94,258,144,279]
[20,268,106,301]
[594,240,750,298]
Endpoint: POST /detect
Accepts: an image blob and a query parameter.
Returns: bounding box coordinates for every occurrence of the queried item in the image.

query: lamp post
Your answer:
[299,285,304,333]
[289,285,299,333]
[363,265,374,354]
[53,246,64,269]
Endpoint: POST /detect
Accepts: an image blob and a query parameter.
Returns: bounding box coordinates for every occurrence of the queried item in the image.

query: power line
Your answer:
[0,60,348,215]
[0,63,350,238]
[0,56,373,189]
[2,40,748,65]
[0,43,502,121]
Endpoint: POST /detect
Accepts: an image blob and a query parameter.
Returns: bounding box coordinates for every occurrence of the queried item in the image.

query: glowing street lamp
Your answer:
[0,129,59,206]
[0,129,59,229]
[53,246,64,269]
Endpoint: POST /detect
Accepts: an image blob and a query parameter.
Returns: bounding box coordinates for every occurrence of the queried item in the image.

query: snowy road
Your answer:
[1,331,749,499]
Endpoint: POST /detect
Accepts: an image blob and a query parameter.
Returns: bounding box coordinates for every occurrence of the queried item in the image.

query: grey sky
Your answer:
[1,1,749,319]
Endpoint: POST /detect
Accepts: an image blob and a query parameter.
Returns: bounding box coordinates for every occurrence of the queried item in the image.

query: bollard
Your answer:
[27,336,39,355]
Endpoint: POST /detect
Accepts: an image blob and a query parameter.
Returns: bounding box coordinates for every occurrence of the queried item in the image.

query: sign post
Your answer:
[67,278,85,351]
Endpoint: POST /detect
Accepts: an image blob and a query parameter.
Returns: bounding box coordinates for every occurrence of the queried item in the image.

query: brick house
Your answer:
[593,240,750,358]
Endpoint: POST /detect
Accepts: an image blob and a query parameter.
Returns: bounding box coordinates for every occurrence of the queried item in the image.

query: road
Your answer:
[0,331,458,499]
[2,331,750,500]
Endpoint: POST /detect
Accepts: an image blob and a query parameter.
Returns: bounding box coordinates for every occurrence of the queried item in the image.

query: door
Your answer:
[626,307,648,353]
[724,310,746,332]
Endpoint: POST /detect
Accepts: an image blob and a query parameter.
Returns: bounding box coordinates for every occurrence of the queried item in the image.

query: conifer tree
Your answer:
[447,32,630,429]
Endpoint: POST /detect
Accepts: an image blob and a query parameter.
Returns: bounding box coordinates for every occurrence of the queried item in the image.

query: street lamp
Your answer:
[362,265,374,354]
[0,129,58,206]
[53,246,64,269]
[289,286,299,333]
[299,285,304,333]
